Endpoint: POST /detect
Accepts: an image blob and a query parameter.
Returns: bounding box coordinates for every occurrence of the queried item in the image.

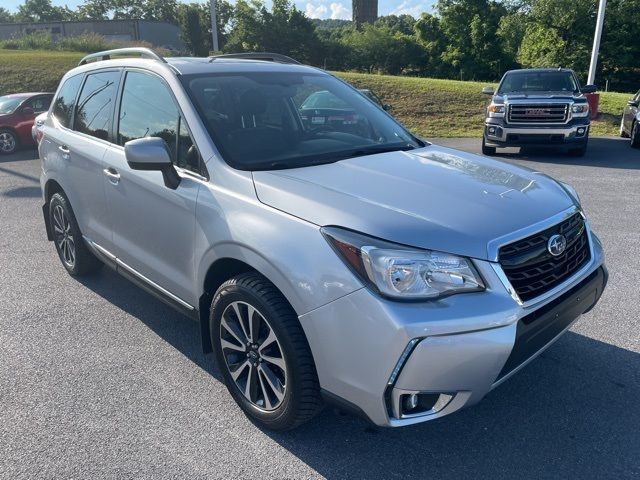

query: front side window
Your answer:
[52,75,83,128]
[498,71,579,94]
[182,71,422,170]
[25,95,52,113]
[75,71,120,141]
[118,71,200,173]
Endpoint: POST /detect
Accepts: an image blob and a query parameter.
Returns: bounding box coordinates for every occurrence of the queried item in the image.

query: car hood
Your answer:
[496,92,582,102]
[252,145,574,260]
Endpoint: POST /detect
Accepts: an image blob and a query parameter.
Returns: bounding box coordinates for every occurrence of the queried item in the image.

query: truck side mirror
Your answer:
[482,87,495,95]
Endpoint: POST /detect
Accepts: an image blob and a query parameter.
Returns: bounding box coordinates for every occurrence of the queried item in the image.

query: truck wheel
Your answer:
[620,117,629,138]
[0,129,18,155]
[211,272,322,430]
[49,193,103,276]
[482,137,496,155]
[631,122,640,148]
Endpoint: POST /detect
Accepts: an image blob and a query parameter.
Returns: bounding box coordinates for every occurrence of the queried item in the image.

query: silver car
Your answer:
[39,49,607,430]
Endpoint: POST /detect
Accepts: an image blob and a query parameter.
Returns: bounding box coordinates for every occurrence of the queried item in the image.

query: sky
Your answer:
[3,0,436,19]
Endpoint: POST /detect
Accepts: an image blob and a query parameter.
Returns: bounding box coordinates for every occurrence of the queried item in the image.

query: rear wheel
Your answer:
[49,193,102,276]
[211,273,322,430]
[631,122,640,148]
[481,137,496,155]
[0,129,18,155]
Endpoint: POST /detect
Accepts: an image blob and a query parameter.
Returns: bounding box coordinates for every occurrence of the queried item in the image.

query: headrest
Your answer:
[238,89,267,116]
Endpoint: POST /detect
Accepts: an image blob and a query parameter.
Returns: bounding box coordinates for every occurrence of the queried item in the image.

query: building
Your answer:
[352,0,378,25]
[0,20,185,50]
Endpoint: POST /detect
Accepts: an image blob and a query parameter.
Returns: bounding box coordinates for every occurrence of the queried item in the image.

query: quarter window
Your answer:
[75,71,120,141]
[52,75,83,128]
[118,71,200,173]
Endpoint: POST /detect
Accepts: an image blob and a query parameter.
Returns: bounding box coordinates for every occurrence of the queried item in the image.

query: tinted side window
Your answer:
[119,71,200,173]
[75,71,120,141]
[53,75,83,128]
[25,96,52,113]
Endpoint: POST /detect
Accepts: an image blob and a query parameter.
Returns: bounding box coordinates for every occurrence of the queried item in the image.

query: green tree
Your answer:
[16,0,76,21]
[0,7,14,22]
[414,12,449,76]
[436,0,510,80]
[517,0,593,78]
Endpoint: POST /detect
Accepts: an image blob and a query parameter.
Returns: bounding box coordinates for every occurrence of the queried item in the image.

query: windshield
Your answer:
[182,72,423,170]
[498,71,579,94]
[0,96,23,115]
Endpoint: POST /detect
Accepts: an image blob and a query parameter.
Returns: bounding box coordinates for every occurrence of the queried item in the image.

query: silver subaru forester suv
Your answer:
[39,49,607,430]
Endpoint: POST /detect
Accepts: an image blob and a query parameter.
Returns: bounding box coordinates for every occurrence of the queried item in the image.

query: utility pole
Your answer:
[210,0,219,53]
[587,0,606,85]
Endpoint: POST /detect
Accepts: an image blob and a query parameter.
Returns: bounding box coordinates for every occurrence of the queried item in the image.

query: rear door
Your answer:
[102,69,204,307]
[46,70,120,251]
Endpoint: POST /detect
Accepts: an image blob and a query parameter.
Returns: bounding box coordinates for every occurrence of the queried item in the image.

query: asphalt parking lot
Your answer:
[1,137,638,479]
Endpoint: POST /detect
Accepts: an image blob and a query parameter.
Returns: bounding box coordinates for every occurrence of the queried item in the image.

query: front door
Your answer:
[102,69,204,307]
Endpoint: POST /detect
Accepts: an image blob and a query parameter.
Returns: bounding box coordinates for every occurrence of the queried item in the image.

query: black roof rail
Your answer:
[78,47,167,66]
[208,52,301,65]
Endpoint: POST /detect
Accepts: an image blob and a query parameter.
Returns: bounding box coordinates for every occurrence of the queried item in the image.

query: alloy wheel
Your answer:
[52,204,76,267]
[220,301,287,411]
[0,132,16,153]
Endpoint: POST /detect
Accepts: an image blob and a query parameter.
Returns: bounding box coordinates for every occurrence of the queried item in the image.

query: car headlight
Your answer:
[571,103,589,116]
[488,104,505,115]
[560,181,581,206]
[322,227,484,300]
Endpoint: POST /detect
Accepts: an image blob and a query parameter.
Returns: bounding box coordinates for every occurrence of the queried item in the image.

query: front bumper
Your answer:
[299,227,606,427]
[484,117,590,148]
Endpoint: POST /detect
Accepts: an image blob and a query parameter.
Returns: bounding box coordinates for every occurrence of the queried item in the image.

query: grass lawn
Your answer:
[0,50,630,138]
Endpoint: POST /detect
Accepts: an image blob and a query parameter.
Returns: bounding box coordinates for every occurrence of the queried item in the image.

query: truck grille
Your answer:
[508,103,569,123]
[498,213,591,302]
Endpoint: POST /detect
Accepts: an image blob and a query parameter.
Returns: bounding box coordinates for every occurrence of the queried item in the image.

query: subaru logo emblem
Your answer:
[548,234,567,256]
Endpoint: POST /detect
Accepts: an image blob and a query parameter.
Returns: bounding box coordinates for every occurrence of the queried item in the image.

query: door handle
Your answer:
[103,167,121,184]
[58,145,70,159]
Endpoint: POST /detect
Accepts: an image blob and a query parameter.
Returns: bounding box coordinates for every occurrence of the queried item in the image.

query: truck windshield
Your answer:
[0,96,23,115]
[181,71,423,170]
[498,71,579,94]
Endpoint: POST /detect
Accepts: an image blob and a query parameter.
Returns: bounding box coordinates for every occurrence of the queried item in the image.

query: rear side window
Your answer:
[74,71,120,141]
[118,71,201,173]
[52,75,83,128]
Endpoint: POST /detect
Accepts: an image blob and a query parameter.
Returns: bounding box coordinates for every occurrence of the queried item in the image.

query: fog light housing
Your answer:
[404,393,419,411]
[577,127,586,136]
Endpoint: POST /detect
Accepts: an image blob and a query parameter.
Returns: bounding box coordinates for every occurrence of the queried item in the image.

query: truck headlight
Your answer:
[571,104,589,116]
[488,104,505,115]
[322,227,484,300]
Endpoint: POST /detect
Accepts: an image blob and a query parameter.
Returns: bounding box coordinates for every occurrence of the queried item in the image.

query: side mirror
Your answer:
[482,86,495,95]
[582,84,597,94]
[382,104,392,111]
[22,106,34,116]
[125,137,180,189]
[628,99,639,107]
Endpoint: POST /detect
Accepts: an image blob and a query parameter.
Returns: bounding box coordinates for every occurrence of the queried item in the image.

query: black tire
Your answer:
[0,129,19,155]
[482,137,496,155]
[210,272,322,430]
[48,192,102,276]
[631,122,640,148]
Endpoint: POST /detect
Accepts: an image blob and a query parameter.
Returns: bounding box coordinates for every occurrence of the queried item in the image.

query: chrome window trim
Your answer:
[84,236,195,310]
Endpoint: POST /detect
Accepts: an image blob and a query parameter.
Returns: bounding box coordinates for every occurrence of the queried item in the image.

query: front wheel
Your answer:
[211,273,322,430]
[631,122,640,148]
[481,137,496,155]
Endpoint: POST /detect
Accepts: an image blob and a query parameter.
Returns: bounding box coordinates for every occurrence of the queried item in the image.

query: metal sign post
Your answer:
[210,0,219,52]
[587,0,607,85]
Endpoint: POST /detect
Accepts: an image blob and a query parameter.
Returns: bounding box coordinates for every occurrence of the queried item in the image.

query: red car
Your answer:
[0,92,53,155]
